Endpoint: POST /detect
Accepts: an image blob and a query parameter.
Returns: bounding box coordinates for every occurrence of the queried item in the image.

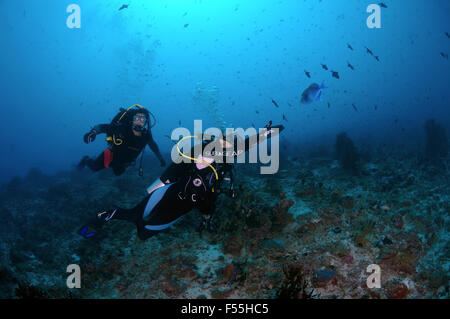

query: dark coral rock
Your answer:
[335,132,359,174]
[424,119,448,162]
[223,234,244,256]
[276,264,317,299]
[271,196,294,232]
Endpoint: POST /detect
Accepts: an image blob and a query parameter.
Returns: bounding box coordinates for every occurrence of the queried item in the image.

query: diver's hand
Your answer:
[262,123,285,137]
[83,129,97,144]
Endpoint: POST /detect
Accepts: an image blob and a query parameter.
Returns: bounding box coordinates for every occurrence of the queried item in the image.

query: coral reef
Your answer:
[0,148,448,299]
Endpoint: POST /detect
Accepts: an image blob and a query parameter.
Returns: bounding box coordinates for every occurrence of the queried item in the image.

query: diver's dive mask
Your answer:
[132,114,148,132]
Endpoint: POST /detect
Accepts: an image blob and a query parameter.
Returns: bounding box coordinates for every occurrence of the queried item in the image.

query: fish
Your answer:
[328,102,331,108]
[304,70,311,78]
[182,12,187,17]
[441,52,449,59]
[282,114,288,122]
[271,99,279,108]
[321,64,328,70]
[184,23,189,28]
[331,71,340,79]
[119,4,129,11]
[365,47,374,56]
[347,43,354,51]
[178,120,182,126]
[300,82,327,104]
[255,110,259,114]
[347,62,355,70]
[287,102,293,107]
[446,32,450,39]
[374,105,378,110]
[379,2,388,8]
[375,56,380,62]
[352,104,358,112]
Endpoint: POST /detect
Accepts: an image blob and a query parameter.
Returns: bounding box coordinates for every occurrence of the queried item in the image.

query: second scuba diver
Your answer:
[77,104,166,176]
[79,121,284,240]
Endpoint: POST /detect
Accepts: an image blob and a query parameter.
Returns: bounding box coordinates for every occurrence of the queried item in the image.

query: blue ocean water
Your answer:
[1,0,448,181]
[0,0,449,300]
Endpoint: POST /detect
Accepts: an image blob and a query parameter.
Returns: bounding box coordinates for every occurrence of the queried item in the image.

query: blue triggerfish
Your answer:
[300,82,327,104]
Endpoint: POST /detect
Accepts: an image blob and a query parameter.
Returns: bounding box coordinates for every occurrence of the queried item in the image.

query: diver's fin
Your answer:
[78,224,98,239]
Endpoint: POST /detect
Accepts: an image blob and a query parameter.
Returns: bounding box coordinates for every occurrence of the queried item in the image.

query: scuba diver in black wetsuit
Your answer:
[77,104,166,176]
[78,121,284,241]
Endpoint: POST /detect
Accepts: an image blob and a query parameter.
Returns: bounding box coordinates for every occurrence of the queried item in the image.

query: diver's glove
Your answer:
[263,121,285,137]
[83,129,98,144]
[78,209,116,239]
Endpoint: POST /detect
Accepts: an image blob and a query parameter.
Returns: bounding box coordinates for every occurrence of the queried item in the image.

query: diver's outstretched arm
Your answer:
[83,124,110,144]
[243,122,285,152]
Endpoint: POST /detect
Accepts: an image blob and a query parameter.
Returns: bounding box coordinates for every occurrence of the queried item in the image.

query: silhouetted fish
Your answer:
[271,99,279,108]
[347,43,354,51]
[331,71,340,79]
[441,52,449,59]
[328,102,331,108]
[379,2,388,8]
[178,120,182,126]
[184,24,189,28]
[119,4,129,11]
[182,12,188,17]
[375,56,380,62]
[282,114,288,122]
[446,32,450,39]
[365,47,374,56]
[374,105,378,110]
[321,64,328,70]
[301,82,327,104]
[255,110,259,114]
[304,70,311,78]
[347,62,355,70]
[352,104,358,112]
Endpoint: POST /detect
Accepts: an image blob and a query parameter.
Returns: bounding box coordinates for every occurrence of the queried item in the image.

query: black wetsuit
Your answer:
[97,158,233,240]
[82,123,164,176]
[79,124,284,240]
